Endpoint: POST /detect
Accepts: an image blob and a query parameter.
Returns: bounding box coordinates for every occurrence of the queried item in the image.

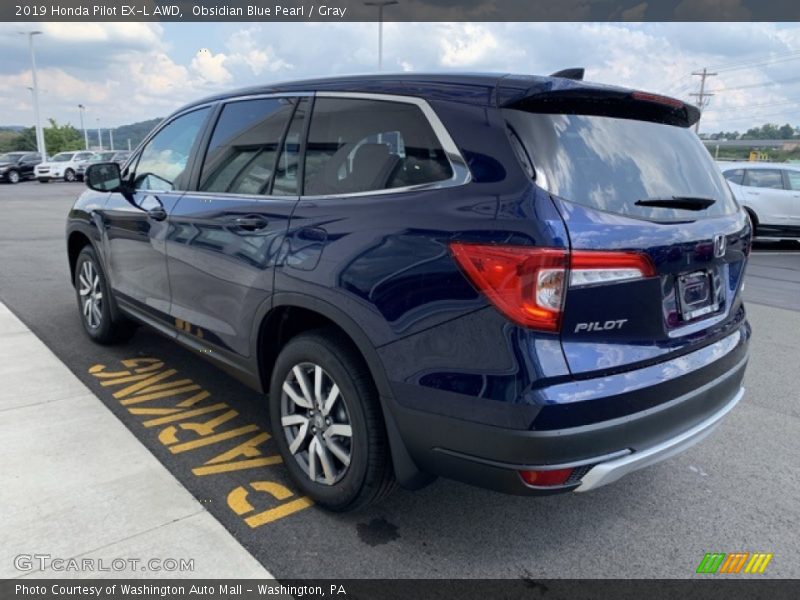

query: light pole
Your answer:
[78,104,88,150]
[363,1,397,71]
[21,31,46,159]
[96,118,102,150]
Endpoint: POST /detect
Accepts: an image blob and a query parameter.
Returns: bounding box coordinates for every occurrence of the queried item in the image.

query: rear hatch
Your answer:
[503,91,751,375]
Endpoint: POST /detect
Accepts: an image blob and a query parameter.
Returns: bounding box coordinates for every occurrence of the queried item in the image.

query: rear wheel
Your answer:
[7,169,20,184]
[269,330,395,511]
[745,208,759,235]
[74,246,136,344]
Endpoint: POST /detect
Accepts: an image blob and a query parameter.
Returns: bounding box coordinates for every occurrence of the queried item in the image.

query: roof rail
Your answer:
[550,68,585,80]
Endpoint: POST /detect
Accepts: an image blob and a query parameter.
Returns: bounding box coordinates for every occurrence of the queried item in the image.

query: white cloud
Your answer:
[190,48,232,85]
[439,24,499,67]
[224,27,293,75]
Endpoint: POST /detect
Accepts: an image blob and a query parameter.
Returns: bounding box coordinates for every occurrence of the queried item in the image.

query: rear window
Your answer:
[504,110,737,221]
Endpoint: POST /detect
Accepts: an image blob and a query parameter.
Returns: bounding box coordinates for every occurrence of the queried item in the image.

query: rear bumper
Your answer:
[575,385,743,492]
[388,330,748,495]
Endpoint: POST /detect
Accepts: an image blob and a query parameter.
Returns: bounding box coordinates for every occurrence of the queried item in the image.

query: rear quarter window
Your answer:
[303,97,453,196]
[504,109,738,221]
[722,169,744,185]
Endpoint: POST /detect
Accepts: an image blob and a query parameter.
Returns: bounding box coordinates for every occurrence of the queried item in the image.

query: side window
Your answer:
[200,97,297,195]
[133,108,210,192]
[272,97,310,196]
[303,97,453,196]
[743,169,784,190]
[722,169,744,185]
[75,152,94,161]
[784,170,800,191]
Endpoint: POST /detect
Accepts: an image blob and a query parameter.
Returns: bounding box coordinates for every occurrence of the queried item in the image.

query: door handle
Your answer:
[147,207,167,221]
[234,216,269,231]
[747,191,760,195]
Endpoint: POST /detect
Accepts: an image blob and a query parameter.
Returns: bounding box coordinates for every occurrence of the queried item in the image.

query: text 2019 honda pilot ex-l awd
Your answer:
[66,72,751,511]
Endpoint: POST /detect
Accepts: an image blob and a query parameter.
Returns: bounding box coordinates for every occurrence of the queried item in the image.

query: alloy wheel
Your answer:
[8,170,20,184]
[280,362,353,485]
[78,260,103,329]
[65,169,76,182]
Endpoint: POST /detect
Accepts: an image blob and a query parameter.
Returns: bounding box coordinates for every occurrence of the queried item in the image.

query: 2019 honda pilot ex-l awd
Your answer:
[66,73,751,511]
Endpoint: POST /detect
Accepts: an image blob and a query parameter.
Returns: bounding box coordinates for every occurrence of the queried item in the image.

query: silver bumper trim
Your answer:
[574,386,745,492]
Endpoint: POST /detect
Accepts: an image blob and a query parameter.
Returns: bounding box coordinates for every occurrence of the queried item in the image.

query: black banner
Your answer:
[3,0,800,22]
[3,580,800,600]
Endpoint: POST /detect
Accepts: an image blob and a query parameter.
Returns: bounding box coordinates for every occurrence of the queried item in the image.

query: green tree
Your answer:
[42,119,84,154]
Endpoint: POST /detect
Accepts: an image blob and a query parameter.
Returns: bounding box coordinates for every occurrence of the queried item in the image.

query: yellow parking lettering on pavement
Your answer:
[193,432,283,475]
[121,384,203,405]
[163,424,261,454]
[128,407,184,416]
[227,481,312,528]
[111,369,179,398]
[88,358,164,379]
[179,409,240,437]
[142,403,230,427]
[175,390,211,408]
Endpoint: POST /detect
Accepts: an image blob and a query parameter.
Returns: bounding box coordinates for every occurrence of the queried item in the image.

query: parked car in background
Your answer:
[76,151,117,181]
[111,151,131,166]
[719,161,800,239]
[68,73,751,510]
[35,151,94,183]
[0,152,42,183]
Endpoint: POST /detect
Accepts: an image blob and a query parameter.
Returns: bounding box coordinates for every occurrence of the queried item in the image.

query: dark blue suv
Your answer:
[66,73,751,510]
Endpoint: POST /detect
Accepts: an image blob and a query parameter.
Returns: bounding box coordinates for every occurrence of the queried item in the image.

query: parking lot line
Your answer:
[0,301,272,579]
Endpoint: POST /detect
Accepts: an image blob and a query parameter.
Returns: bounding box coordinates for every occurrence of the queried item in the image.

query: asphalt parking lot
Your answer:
[1,180,799,578]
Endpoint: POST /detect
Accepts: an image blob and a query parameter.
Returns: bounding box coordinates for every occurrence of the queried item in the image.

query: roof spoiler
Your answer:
[550,68,584,80]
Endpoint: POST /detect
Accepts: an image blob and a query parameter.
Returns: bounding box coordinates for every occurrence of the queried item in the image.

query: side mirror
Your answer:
[86,162,124,192]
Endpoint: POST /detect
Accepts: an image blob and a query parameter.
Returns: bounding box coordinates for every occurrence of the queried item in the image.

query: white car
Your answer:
[718,161,800,239]
[34,151,95,183]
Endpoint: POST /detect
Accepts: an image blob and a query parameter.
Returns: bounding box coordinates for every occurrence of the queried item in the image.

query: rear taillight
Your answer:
[450,243,655,332]
[570,250,656,286]
[449,243,567,332]
[631,90,685,109]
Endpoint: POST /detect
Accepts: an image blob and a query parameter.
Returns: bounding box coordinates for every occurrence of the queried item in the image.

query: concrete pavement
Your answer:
[0,301,271,580]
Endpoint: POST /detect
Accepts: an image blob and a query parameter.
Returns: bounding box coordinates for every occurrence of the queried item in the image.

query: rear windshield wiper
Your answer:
[634,196,716,211]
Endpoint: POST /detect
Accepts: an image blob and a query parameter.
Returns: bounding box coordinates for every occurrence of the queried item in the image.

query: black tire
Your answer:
[269,329,395,511]
[74,246,136,344]
[64,169,76,182]
[745,208,759,235]
[37,178,49,183]
[7,169,20,184]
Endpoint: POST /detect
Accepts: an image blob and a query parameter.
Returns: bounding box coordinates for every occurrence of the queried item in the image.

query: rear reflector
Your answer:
[450,244,656,332]
[449,243,567,332]
[519,468,574,487]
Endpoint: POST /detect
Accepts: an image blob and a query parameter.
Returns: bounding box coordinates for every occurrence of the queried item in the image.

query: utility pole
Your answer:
[690,67,717,134]
[364,1,398,71]
[96,118,102,150]
[78,104,88,150]
[21,31,46,159]
[109,128,114,151]
[127,139,131,151]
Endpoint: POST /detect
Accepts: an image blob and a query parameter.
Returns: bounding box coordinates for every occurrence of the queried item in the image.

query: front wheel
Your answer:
[74,246,136,344]
[269,330,395,511]
[64,169,76,182]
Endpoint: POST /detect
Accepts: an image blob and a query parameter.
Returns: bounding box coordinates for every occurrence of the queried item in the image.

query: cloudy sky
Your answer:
[1,22,799,134]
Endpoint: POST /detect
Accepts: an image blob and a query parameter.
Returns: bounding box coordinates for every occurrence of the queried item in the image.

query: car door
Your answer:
[166,96,307,358]
[782,169,800,228]
[100,106,211,326]
[741,168,787,226]
[20,153,41,178]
